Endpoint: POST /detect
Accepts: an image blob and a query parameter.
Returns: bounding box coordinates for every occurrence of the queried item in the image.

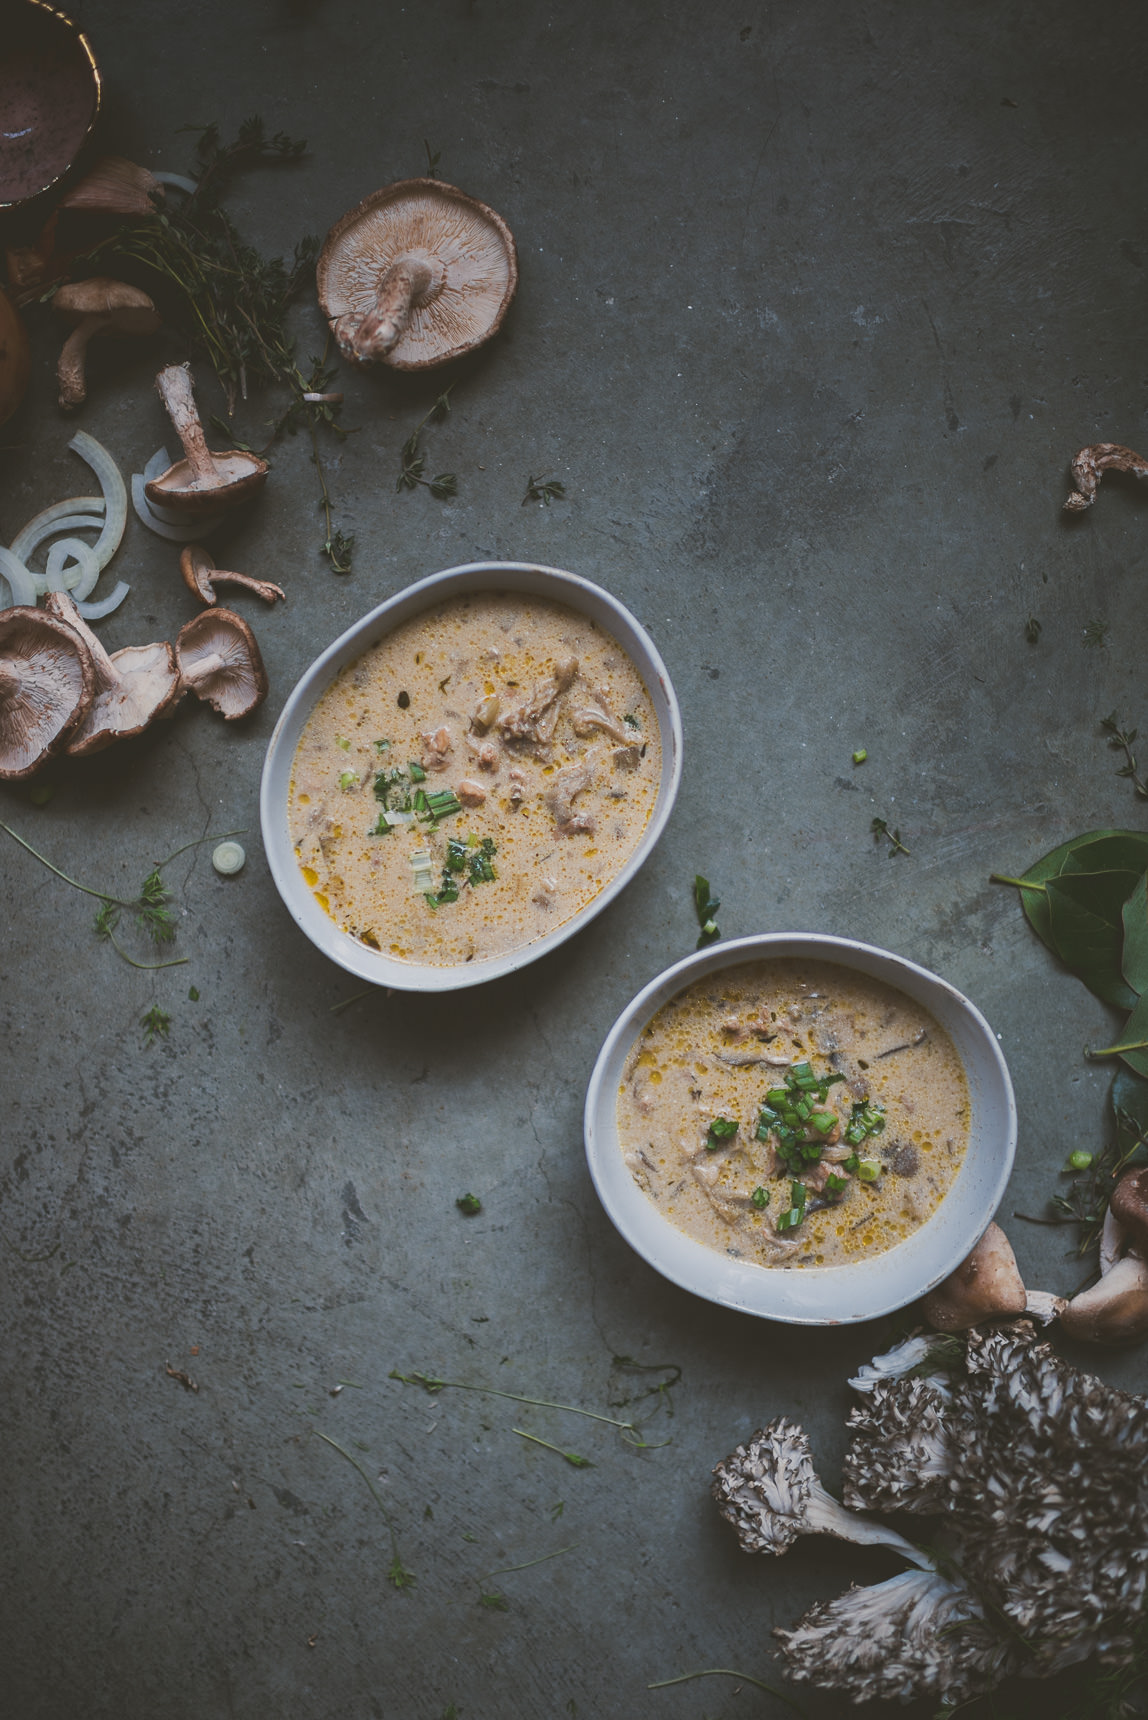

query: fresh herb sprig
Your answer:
[312,1429,415,1590]
[397,388,457,498]
[523,474,566,506]
[872,815,911,857]
[389,1366,674,1450]
[141,1005,172,1045]
[0,822,241,970]
[1101,711,1148,799]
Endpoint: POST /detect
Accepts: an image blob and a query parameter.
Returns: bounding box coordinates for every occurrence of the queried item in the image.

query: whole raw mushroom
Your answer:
[146,364,268,516]
[44,591,181,754]
[53,277,160,411]
[176,608,268,718]
[0,605,94,777]
[179,543,284,607]
[316,178,518,370]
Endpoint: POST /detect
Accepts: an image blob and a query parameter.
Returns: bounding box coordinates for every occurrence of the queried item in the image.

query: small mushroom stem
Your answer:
[57,314,113,410]
[155,364,218,485]
[349,257,442,360]
[181,651,227,687]
[43,591,118,689]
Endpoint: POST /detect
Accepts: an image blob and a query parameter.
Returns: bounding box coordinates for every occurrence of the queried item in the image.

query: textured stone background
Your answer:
[2,2,1147,1716]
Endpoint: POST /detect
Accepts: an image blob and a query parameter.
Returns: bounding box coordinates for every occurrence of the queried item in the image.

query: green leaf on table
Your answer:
[1123,873,1148,998]
[1109,988,1148,1080]
[1045,869,1140,1008]
[1112,1065,1148,1153]
[1062,832,1148,877]
[997,828,1127,950]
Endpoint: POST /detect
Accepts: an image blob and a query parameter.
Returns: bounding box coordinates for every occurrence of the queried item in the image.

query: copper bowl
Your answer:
[0,1,101,211]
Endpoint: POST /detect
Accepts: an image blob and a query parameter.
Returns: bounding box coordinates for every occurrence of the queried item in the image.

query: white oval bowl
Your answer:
[261,561,683,992]
[584,933,1017,1326]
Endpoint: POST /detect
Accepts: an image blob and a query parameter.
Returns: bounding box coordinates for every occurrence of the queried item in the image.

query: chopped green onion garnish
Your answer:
[852,748,867,766]
[374,738,391,752]
[856,1158,881,1182]
[336,735,351,751]
[1067,1150,1093,1171]
[823,1173,847,1199]
[776,1206,804,1233]
[370,812,391,835]
[338,771,356,790]
[706,1116,739,1150]
[791,1180,807,1210]
[810,1110,837,1134]
[751,1186,770,1209]
[447,839,469,874]
[408,762,427,782]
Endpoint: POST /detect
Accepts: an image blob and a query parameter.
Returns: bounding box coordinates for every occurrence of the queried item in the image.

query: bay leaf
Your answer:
[1123,873,1148,999]
[1045,868,1140,1008]
[1062,833,1148,877]
[1003,828,1130,951]
[1112,1065,1148,1151]
[1110,989,1148,1081]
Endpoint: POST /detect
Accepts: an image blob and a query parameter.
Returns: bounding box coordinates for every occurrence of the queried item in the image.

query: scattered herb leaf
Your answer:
[456,1193,482,1216]
[693,872,721,948]
[1101,711,1148,799]
[514,1428,594,1467]
[312,1429,415,1590]
[1025,614,1042,643]
[141,1005,171,1045]
[1083,617,1110,648]
[872,815,910,856]
[397,388,457,498]
[522,473,566,506]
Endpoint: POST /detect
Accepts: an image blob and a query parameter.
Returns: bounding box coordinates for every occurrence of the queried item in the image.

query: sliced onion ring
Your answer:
[131,468,227,541]
[9,497,104,563]
[152,172,198,195]
[0,546,37,608]
[46,537,101,601]
[68,430,127,571]
[75,580,130,620]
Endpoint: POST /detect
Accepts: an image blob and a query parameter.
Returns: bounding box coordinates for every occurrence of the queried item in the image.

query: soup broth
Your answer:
[617,958,969,1269]
[289,591,661,966]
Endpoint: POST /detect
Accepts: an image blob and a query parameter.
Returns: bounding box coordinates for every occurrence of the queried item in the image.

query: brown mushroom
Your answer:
[58,155,160,216]
[53,277,161,411]
[921,1222,1028,1332]
[176,608,268,719]
[0,286,31,427]
[179,543,284,607]
[1063,442,1148,513]
[0,604,94,778]
[316,178,518,370]
[1059,1250,1148,1345]
[44,591,181,754]
[146,364,268,516]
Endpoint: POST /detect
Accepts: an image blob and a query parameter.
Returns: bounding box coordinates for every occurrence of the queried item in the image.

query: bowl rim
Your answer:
[260,559,683,992]
[0,1,102,212]
[583,931,1017,1326]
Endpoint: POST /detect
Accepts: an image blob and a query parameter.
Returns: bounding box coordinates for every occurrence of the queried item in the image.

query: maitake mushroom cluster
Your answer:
[713,1321,1148,1706]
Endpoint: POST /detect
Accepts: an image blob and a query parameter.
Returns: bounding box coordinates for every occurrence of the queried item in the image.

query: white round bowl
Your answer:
[261,561,683,992]
[584,933,1016,1326]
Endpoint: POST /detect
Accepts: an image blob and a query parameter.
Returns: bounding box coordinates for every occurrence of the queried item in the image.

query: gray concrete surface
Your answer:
[3,2,1148,1716]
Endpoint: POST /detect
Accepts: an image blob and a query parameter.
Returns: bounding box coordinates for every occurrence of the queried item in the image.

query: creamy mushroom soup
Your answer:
[288,592,661,965]
[618,959,969,1268]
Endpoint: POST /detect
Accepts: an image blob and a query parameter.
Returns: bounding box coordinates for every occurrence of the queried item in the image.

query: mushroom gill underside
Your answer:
[714,1322,1148,1705]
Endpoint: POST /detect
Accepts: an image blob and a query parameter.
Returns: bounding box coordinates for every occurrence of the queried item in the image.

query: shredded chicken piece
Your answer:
[456,779,486,806]
[419,726,453,771]
[546,754,595,828]
[498,655,578,746]
[465,735,499,772]
[572,685,630,744]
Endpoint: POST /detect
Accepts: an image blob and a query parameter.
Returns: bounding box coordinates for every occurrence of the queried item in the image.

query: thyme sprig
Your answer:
[1101,711,1148,799]
[389,1366,673,1449]
[397,388,457,498]
[312,1429,415,1590]
[522,473,566,506]
[872,815,911,857]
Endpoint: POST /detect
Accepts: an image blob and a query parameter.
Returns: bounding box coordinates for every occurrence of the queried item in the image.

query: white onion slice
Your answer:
[75,580,130,620]
[68,431,127,571]
[152,172,198,194]
[131,469,227,541]
[0,546,37,608]
[46,537,101,602]
[9,497,104,563]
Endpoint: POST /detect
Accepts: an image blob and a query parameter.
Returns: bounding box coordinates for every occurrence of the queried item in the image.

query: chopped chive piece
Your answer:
[856,1158,881,1182]
[408,762,427,782]
[374,739,391,752]
[776,1206,804,1233]
[810,1110,837,1135]
[766,1088,789,1106]
[843,1152,860,1173]
[852,748,867,766]
[823,1173,847,1198]
[751,1186,770,1209]
[456,1193,482,1216]
[791,1181,807,1209]
[447,839,469,874]
[336,735,351,751]
[708,1117,739,1139]
[370,812,391,835]
[338,771,356,790]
